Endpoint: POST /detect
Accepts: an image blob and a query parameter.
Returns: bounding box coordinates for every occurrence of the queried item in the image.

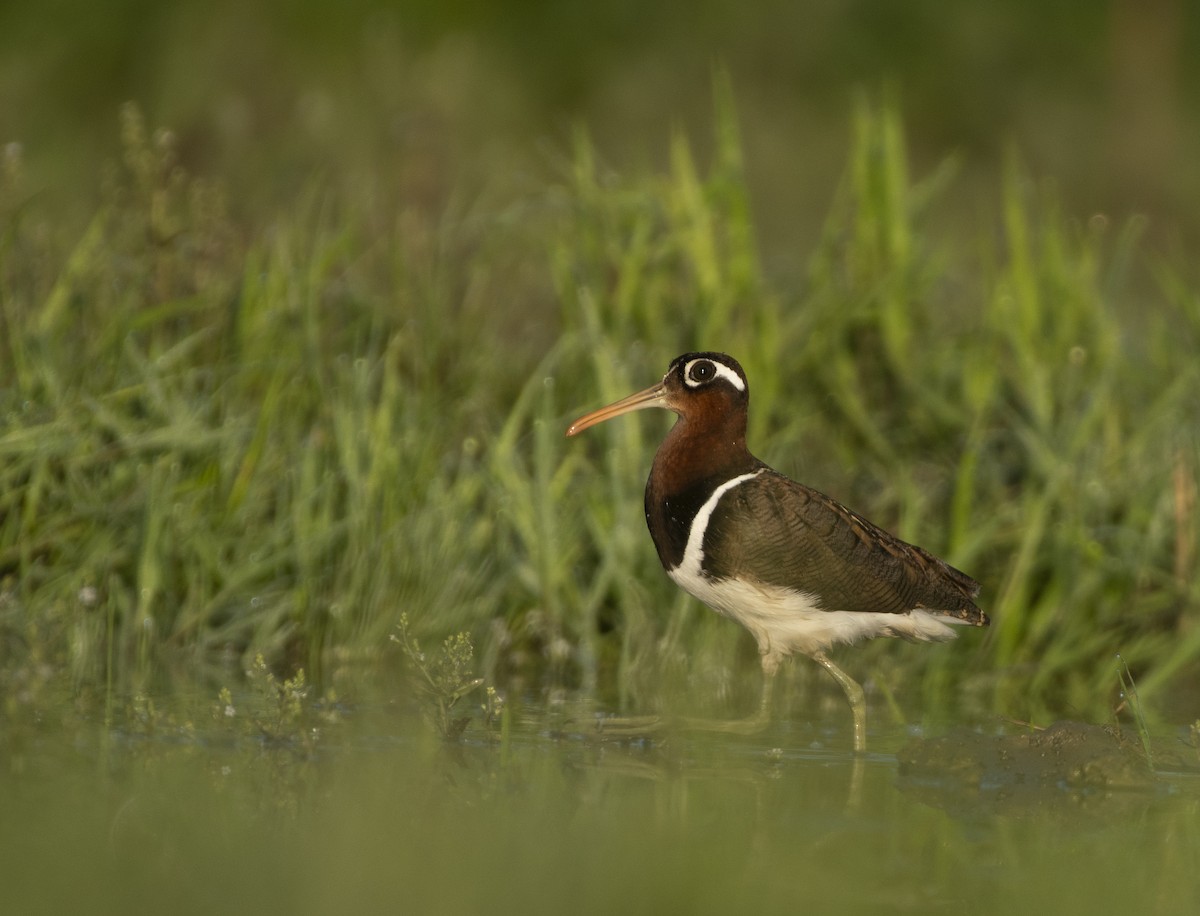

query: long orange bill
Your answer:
[565,382,668,437]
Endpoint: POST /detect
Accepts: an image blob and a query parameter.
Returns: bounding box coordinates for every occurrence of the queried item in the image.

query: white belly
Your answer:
[668,565,958,658]
[666,470,961,663]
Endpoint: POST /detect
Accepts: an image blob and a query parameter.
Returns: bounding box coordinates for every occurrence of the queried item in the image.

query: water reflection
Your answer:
[3,690,1199,915]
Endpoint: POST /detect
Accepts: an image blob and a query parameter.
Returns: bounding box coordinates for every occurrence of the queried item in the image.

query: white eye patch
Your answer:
[683,358,746,392]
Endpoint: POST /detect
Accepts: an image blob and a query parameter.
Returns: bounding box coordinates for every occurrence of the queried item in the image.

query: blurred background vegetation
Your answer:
[3,0,1198,257]
[2,0,1199,730]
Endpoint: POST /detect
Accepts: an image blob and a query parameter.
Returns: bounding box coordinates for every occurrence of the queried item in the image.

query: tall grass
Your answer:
[1,95,1197,727]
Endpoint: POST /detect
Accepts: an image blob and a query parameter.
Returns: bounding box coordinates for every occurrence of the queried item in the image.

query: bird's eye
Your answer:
[689,361,714,383]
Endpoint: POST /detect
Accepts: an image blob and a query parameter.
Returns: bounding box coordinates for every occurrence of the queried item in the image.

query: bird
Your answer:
[566,351,988,752]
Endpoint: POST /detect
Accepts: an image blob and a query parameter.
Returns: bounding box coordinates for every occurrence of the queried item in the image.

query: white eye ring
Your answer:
[683,358,745,392]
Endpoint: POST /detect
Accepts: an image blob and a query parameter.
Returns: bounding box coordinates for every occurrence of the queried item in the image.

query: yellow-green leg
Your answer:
[591,658,779,739]
[812,651,867,754]
[679,659,776,735]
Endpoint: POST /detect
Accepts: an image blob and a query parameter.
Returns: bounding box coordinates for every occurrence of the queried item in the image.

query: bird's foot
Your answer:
[589,713,667,739]
[587,709,772,741]
[676,709,771,736]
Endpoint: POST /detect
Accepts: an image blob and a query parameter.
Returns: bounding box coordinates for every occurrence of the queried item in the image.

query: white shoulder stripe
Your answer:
[673,469,764,576]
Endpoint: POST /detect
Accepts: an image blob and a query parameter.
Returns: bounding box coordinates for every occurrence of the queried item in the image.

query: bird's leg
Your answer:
[811,651,866,754]
[672,652,779,736]
[588,656,780,740]
[755,654,779,720]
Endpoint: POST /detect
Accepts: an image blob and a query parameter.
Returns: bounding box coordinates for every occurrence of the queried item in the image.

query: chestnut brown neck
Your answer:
[643,394,761,570]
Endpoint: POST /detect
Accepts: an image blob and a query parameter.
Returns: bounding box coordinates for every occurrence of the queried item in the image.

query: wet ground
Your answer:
[3,692,1199,916]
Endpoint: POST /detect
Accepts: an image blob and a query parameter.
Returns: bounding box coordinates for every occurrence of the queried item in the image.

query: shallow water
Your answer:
[3,689,1199,916]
